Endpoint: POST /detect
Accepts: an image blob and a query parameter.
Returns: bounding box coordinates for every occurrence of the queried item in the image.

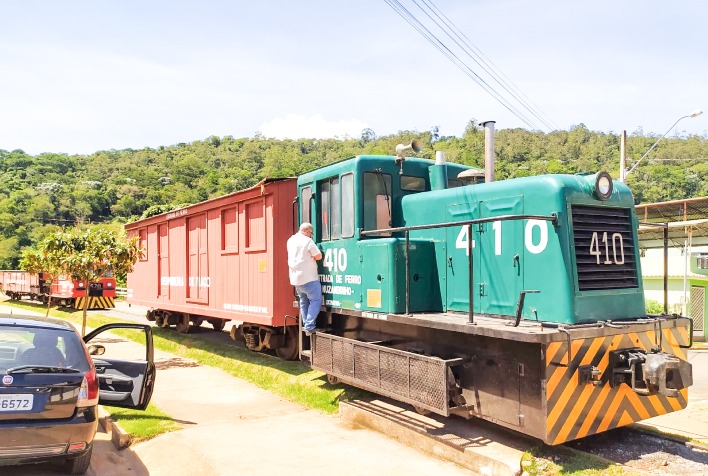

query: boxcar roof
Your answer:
[125,177,296,229]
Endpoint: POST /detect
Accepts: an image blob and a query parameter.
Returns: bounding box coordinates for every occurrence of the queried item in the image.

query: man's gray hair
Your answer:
[299,222,313,233]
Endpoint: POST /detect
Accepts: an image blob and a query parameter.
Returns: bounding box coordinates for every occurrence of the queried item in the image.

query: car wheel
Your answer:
[65,444,93,475]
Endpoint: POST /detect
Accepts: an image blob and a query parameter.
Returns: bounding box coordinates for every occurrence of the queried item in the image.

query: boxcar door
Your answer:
[479,196,524,316]
[158,224,169,300]
[187,214,209,303]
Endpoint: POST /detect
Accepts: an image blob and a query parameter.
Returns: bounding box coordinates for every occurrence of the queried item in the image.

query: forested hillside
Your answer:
[1,120,706,269]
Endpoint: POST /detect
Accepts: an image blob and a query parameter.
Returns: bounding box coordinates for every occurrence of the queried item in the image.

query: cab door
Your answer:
[83,323,156,410]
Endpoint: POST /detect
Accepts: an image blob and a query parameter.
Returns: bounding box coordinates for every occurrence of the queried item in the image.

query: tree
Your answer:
[20,245,59,317]
[30,227,141,335]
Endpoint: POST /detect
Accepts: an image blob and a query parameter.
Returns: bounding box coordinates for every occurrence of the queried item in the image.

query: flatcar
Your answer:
[126,130,693,445]
[0,270,116,310]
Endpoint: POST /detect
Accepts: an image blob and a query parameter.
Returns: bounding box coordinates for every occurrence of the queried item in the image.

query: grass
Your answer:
[522,445,640,476]
[105,403,182,443]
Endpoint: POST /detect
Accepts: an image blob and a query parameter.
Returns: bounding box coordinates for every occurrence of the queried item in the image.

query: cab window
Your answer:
[301,186,312,225]
[401,175,426,191]
[341,173,354,238]
[363,172,392,237]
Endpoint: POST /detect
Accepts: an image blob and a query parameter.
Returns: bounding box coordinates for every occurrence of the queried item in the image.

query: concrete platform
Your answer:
[340,398,529,476]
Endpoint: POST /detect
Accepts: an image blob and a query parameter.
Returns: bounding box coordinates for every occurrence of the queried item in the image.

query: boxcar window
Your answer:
[221,206,238,253]
[321,181,330,241]
[363,172,392,237]
[401,175,426,192]
[245,200,266,250]
[138,229,148,261]
[301,186,312,225]
[341,173,354,238]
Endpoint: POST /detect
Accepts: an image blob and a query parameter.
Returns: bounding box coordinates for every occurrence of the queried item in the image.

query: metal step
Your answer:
[311,333,463,416]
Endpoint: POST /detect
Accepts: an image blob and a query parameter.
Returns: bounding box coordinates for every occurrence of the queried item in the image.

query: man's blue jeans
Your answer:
[295,281,322,332]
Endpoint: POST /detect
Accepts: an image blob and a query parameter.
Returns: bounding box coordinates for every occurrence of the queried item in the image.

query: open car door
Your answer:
[83,323,156,410]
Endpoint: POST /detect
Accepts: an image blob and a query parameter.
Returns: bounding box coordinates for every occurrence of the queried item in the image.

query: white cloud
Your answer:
[258,114,368,140]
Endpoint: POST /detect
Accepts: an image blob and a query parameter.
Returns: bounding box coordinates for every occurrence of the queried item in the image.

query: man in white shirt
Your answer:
[287,222,323,335]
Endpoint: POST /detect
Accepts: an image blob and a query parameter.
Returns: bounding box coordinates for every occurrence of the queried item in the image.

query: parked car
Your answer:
[0,315,156,474]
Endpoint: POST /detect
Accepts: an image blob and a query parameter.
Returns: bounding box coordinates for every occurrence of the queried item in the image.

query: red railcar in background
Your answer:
[0,270,116,309]
[0,271,52,302]
[50,274,117,309]
[125,178,299,359]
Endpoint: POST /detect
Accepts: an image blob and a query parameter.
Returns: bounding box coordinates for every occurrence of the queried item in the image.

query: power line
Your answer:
[417,0,559,131]
[384,0,556,131]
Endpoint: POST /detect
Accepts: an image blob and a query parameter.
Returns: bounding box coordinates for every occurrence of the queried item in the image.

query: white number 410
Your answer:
[589,231,625,265]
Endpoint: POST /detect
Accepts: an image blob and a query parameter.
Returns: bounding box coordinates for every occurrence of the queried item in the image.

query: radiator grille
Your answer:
[571,205,638,291]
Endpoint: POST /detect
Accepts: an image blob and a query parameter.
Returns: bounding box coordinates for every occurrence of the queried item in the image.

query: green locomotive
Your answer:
[302,143,693,445]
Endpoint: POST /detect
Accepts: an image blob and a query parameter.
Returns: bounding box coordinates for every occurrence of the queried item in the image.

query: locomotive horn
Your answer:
[395,139,422,159]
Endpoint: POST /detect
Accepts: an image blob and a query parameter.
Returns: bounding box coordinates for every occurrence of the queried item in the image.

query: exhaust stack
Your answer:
[482,120,496,183]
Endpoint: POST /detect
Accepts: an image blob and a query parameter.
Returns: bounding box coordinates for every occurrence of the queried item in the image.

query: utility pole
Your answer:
[619,130,627,182]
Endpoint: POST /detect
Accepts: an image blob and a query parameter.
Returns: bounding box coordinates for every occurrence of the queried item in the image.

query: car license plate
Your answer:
[0,394,33,411]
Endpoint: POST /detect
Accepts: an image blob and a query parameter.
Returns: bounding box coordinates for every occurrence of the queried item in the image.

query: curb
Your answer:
[98,406,133,450]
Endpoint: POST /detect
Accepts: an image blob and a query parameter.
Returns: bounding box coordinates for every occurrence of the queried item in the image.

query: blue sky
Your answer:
[1,0,706,155]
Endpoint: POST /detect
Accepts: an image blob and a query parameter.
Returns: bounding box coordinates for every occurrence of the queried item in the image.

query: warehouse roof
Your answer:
[635,196,708,249]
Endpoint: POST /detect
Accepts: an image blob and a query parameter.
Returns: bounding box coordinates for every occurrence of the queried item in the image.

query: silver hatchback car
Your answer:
[0,315,156,474]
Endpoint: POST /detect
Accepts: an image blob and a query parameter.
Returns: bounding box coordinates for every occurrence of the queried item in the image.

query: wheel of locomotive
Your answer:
[326,374,340,385]
[175,313,191,334]
[209,319,225,332]
[275,326,300,361]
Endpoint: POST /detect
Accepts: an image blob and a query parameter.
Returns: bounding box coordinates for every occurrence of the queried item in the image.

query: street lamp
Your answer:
[620,109,703,182]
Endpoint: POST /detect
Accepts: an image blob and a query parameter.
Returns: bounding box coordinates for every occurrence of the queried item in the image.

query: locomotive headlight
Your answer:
[594,172,613,200]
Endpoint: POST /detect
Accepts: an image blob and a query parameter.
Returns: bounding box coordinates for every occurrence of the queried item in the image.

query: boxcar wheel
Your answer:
[175,314,191,334]
[156,315,170,328]
[191,316,204,329]
[275,326,299,361]
[327,374,339,385]
[210,319,225,332]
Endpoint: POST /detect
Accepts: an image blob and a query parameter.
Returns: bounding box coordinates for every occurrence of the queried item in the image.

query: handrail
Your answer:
[362,213,557,324]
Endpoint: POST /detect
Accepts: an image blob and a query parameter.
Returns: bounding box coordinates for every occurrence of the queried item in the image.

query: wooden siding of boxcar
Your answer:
[126,179,297,327]
[0,271,37,294]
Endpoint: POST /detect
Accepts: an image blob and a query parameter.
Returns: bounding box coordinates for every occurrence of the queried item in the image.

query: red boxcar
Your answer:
[0,271,51,302]
[125,178,299,359]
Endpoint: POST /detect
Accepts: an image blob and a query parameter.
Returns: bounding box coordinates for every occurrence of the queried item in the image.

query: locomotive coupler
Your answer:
[609,348,692,397]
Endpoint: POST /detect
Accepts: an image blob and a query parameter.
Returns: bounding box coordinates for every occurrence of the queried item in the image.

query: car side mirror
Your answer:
[88,344,106,356]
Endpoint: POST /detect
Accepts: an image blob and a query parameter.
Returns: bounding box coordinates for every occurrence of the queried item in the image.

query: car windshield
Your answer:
[0,325,90,373]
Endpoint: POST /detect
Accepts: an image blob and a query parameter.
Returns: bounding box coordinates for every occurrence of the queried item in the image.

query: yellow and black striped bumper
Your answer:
[544,322,691,445]
[74,296,115,310]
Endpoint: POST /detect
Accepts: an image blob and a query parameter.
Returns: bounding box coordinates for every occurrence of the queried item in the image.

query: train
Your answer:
[125,126,693,445]
[0,270,117,310]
